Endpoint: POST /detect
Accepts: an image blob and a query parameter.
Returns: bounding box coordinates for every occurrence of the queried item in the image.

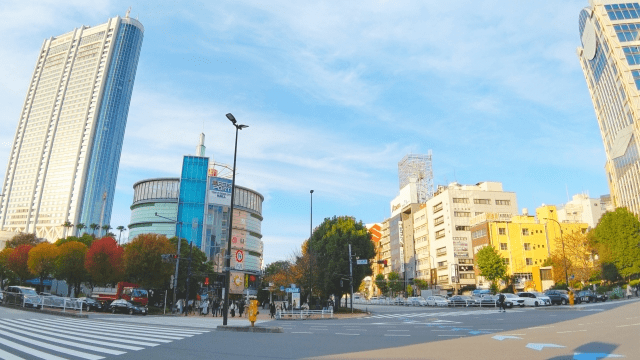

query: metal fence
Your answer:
[1,291,84,313]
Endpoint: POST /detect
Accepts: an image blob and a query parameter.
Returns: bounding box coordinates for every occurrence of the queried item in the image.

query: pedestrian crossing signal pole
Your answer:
[349,244,353,314]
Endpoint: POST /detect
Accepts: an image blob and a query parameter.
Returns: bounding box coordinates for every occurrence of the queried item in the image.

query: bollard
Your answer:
[569,291,575,306]
[248,300,259,327]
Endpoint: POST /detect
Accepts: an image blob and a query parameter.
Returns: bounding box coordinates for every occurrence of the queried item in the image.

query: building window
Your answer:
[455,225,470,231]
[454,211,470,217]
[471,228,487,239]
[436,247,447,257]
[524,243,531,251]
[503,258,510,265]
[452,198,468,204]
[433,202,443,213]
[522,228,529,236]
[435,229,445,239]
[459,273,475,279]
[526,258,533,266]
[498,228,506,235]
[474,199,491,205]
[438,275,449,283]
[500,243,508,250]
[458,258,473,264]
[540,269,552,281]
[433,216,444,226]
[495,200,510,206]
[437,261,447,269]
[606,3,640,21]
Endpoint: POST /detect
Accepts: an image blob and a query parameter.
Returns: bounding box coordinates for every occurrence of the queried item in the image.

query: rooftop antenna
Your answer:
[125,7,131,18]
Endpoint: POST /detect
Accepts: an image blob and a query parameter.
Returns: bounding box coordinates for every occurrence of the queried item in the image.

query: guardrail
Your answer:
[1,291,84,313]
[275,307,333,319]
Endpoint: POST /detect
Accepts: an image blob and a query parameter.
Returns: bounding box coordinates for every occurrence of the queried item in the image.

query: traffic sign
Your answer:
[235,250,244,262]
[285,287,300,293]
[356,259,368,265]
[280,286,285,291]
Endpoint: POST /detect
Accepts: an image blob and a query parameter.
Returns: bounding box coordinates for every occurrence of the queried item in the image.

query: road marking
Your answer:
[335,333,359,336]
[438,335,465,337]
[291,332,313,334]
[573,352,624,359]
[492,335,522,341]
[387,330,409,332]
[0,329,104,360]
[557,330,587,333]
[526,343,566,351]
[528,326,554,329]
[0,337,67,360]
[0,347,24,360]
[385,334,410,337]
[616,323,640,327]
[479,329,503,331]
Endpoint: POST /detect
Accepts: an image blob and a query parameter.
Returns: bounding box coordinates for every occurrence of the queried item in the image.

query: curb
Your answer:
[216,325,283,333]
[0,304,88,318]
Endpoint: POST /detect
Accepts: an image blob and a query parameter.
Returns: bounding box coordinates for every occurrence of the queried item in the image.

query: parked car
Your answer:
[425,296,449,307]
[109,299,147,315]
[518,292,551,306]
[576,290,607,303]
[502,293,525,308]
[78,297,103,312]
[392,297,405,305]
[448,295,474,307]
[3,286,40,308]
[476,295,499,307]
[544,290,570,305]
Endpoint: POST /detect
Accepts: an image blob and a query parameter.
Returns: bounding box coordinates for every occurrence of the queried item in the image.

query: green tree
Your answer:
[592,207,640,279]
[0,248,14,290]
[476,245,507,290]
[124,233,176,289]
[6,233,42,248]
[375,274,388,296]
[85,237,124,286]
[55,241,88,297]
[388,271,403,296]
[89,224,99,236]
[308,216,375,309]
[168,236,214,300]
[27,243,59,293]
[116,226,126,244]
[55,234,94,248]
[61,221,73,238]
[75,223,87,235]
[101,224,112,237]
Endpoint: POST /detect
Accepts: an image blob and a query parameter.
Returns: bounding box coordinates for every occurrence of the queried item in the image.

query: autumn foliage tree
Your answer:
[0,248,14,290]
[55,241,88,297]
[6,233,42,248]
[28,242,59,292]
[548,230,598,285]
[85,237,124,286]
[7,245,33,284]
[124,233,175,289]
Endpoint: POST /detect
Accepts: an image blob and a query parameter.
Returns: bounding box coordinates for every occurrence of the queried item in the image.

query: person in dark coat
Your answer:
[238,300,245,317]
[270,303,276,318]
[497,293,506,313]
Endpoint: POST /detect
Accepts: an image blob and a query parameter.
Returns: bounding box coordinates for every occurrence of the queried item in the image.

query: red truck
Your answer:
[91,282,149,308]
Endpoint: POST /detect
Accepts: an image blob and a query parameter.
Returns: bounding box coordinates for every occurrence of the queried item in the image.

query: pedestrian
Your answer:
[238,300,244,317]
[497,293,506,313]
[627,285,633,299]
[270,303,276,319]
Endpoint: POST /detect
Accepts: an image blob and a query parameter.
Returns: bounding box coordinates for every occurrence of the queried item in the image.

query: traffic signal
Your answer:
[161,254,179,263]
[376,260,388,267]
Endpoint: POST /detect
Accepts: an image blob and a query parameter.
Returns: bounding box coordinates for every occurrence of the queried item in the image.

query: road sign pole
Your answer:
[349,244,353,313]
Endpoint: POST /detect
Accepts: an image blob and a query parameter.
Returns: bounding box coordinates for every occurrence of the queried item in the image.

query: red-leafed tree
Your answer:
[85,237,124,286]
[7,245,33,284]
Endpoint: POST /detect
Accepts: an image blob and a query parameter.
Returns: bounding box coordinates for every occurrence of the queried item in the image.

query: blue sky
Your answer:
[0,1,608,265]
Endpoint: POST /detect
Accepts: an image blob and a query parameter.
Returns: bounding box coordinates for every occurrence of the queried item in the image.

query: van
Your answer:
[4,286,40,308]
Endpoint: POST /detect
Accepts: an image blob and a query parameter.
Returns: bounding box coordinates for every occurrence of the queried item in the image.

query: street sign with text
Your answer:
[356,259,368,265]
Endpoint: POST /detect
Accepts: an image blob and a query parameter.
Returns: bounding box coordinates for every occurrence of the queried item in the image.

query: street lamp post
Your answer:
[155,212,182,312]
[310,190,313,239]
[223,113,248,326]
[544,218,569,287]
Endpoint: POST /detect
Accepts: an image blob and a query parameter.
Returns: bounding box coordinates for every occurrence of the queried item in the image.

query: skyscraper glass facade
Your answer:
[0,14,144,241]
[177,156,208,248]
[578,1,640,216]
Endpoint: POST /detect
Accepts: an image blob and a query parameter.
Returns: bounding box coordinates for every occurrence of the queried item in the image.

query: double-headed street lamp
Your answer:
[155,212,182,312]
[544,217,569,287]
[223,113,248,326]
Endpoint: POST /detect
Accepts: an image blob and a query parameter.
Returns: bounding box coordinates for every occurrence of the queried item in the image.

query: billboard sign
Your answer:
[209,177,232,206]
[230,271,245,294]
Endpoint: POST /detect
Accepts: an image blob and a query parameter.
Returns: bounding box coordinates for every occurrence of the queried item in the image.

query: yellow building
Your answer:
[470,206,589,291]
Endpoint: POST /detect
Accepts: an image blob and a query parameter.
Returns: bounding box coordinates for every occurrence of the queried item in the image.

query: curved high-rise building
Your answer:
[0,13,144,240]
[128,178,180,240]
[577,1,640,215]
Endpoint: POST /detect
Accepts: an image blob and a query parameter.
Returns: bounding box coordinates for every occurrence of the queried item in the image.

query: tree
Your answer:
[55,241,88,297]
[6,233,42,248]
[116,226,126,244]
[592,207,640,279]
[375,274,388,296]
[61,221,73,238]
[89,223,99,236]
[476,245,507,291]
[0,248,14,290]
[85,237,124,286]
[308,216,375,309]
[549,230,598,285]
[388,271,403,296]
[168,236,214,300]
[55,234,94,248]
[124,233,175,289]
[101,224,112,237]
[27,242,59,293]
[290,240,319,304]
[7,245,33,284]
[75,223,86,235]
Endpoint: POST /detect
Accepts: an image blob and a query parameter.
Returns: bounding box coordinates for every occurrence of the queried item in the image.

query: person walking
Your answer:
[627,284,633,299]
[497,293,507,313]
[238,300,245,318]
[270,302,276,319]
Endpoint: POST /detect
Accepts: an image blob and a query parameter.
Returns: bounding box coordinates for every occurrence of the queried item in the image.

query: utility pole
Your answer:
[349,244,353,313]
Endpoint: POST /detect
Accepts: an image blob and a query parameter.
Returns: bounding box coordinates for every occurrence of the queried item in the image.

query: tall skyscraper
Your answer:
[0,12,144,241]
[577,1,640,215]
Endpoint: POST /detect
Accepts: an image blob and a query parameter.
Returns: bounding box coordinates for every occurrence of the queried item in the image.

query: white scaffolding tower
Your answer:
[398,151,434,203]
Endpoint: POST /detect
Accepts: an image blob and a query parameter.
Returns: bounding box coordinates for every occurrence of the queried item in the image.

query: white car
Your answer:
[501,293,525,308]
[518,291,552,307]
[425,296,449,307]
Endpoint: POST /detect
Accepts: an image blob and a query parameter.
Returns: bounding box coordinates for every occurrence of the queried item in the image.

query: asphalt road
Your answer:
[0,299,636,359]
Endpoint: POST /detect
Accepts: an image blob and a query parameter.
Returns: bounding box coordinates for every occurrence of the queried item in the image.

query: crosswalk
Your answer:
[0,318,209,359]
[363,309,524,319]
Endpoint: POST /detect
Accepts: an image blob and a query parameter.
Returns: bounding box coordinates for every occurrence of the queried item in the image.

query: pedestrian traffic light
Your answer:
[161,254,179,263]
[376,260,388,267]
[204,277,209,285]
